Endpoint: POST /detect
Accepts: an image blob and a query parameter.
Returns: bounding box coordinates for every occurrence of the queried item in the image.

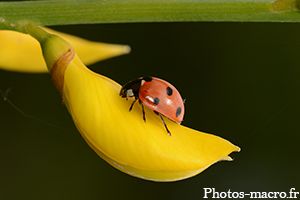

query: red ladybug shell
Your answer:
[139,77,184,124]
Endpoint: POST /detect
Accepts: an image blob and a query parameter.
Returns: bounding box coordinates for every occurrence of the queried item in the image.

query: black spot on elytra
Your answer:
[176,107,182,117]
[166,87,173,96]
[154,97,160,105]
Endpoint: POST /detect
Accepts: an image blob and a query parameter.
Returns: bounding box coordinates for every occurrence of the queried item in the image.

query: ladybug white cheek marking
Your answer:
[141,80,145,85]
[127,89,134,97]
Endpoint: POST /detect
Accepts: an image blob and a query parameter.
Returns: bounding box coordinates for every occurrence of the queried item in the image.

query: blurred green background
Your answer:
[1,23,300,199]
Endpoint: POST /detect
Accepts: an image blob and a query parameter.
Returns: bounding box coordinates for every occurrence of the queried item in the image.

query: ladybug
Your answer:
[119,76,185,135]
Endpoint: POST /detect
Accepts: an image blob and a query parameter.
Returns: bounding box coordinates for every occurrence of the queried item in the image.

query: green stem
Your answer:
[0,0,300,32]
[24,23,49,43]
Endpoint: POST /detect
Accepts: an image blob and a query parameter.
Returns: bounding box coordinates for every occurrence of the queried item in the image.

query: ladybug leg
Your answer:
[129,98,138,111]
[154,111,171,136]
[129,98,146,122]
[139,100,146,122]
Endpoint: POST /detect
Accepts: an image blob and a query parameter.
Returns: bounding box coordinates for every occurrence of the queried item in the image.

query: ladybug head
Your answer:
[119,87,135,98]
[119,78,143,99]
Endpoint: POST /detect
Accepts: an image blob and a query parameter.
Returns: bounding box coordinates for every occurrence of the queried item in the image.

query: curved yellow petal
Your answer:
[63,54,240,181]
[25,23,240,182]
[0,27,130,73]
[43,27,131,66]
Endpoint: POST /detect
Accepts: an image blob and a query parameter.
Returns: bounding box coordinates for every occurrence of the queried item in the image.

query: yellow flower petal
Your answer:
[0,28,130,73]
[63,54,240,181]
[43,27,131,66]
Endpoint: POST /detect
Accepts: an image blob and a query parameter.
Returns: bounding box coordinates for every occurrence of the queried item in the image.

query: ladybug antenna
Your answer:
[183,98,187,104]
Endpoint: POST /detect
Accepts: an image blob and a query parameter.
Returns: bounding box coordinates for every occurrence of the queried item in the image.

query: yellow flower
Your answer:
[25,24,240,182]
[0,27,130,73]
